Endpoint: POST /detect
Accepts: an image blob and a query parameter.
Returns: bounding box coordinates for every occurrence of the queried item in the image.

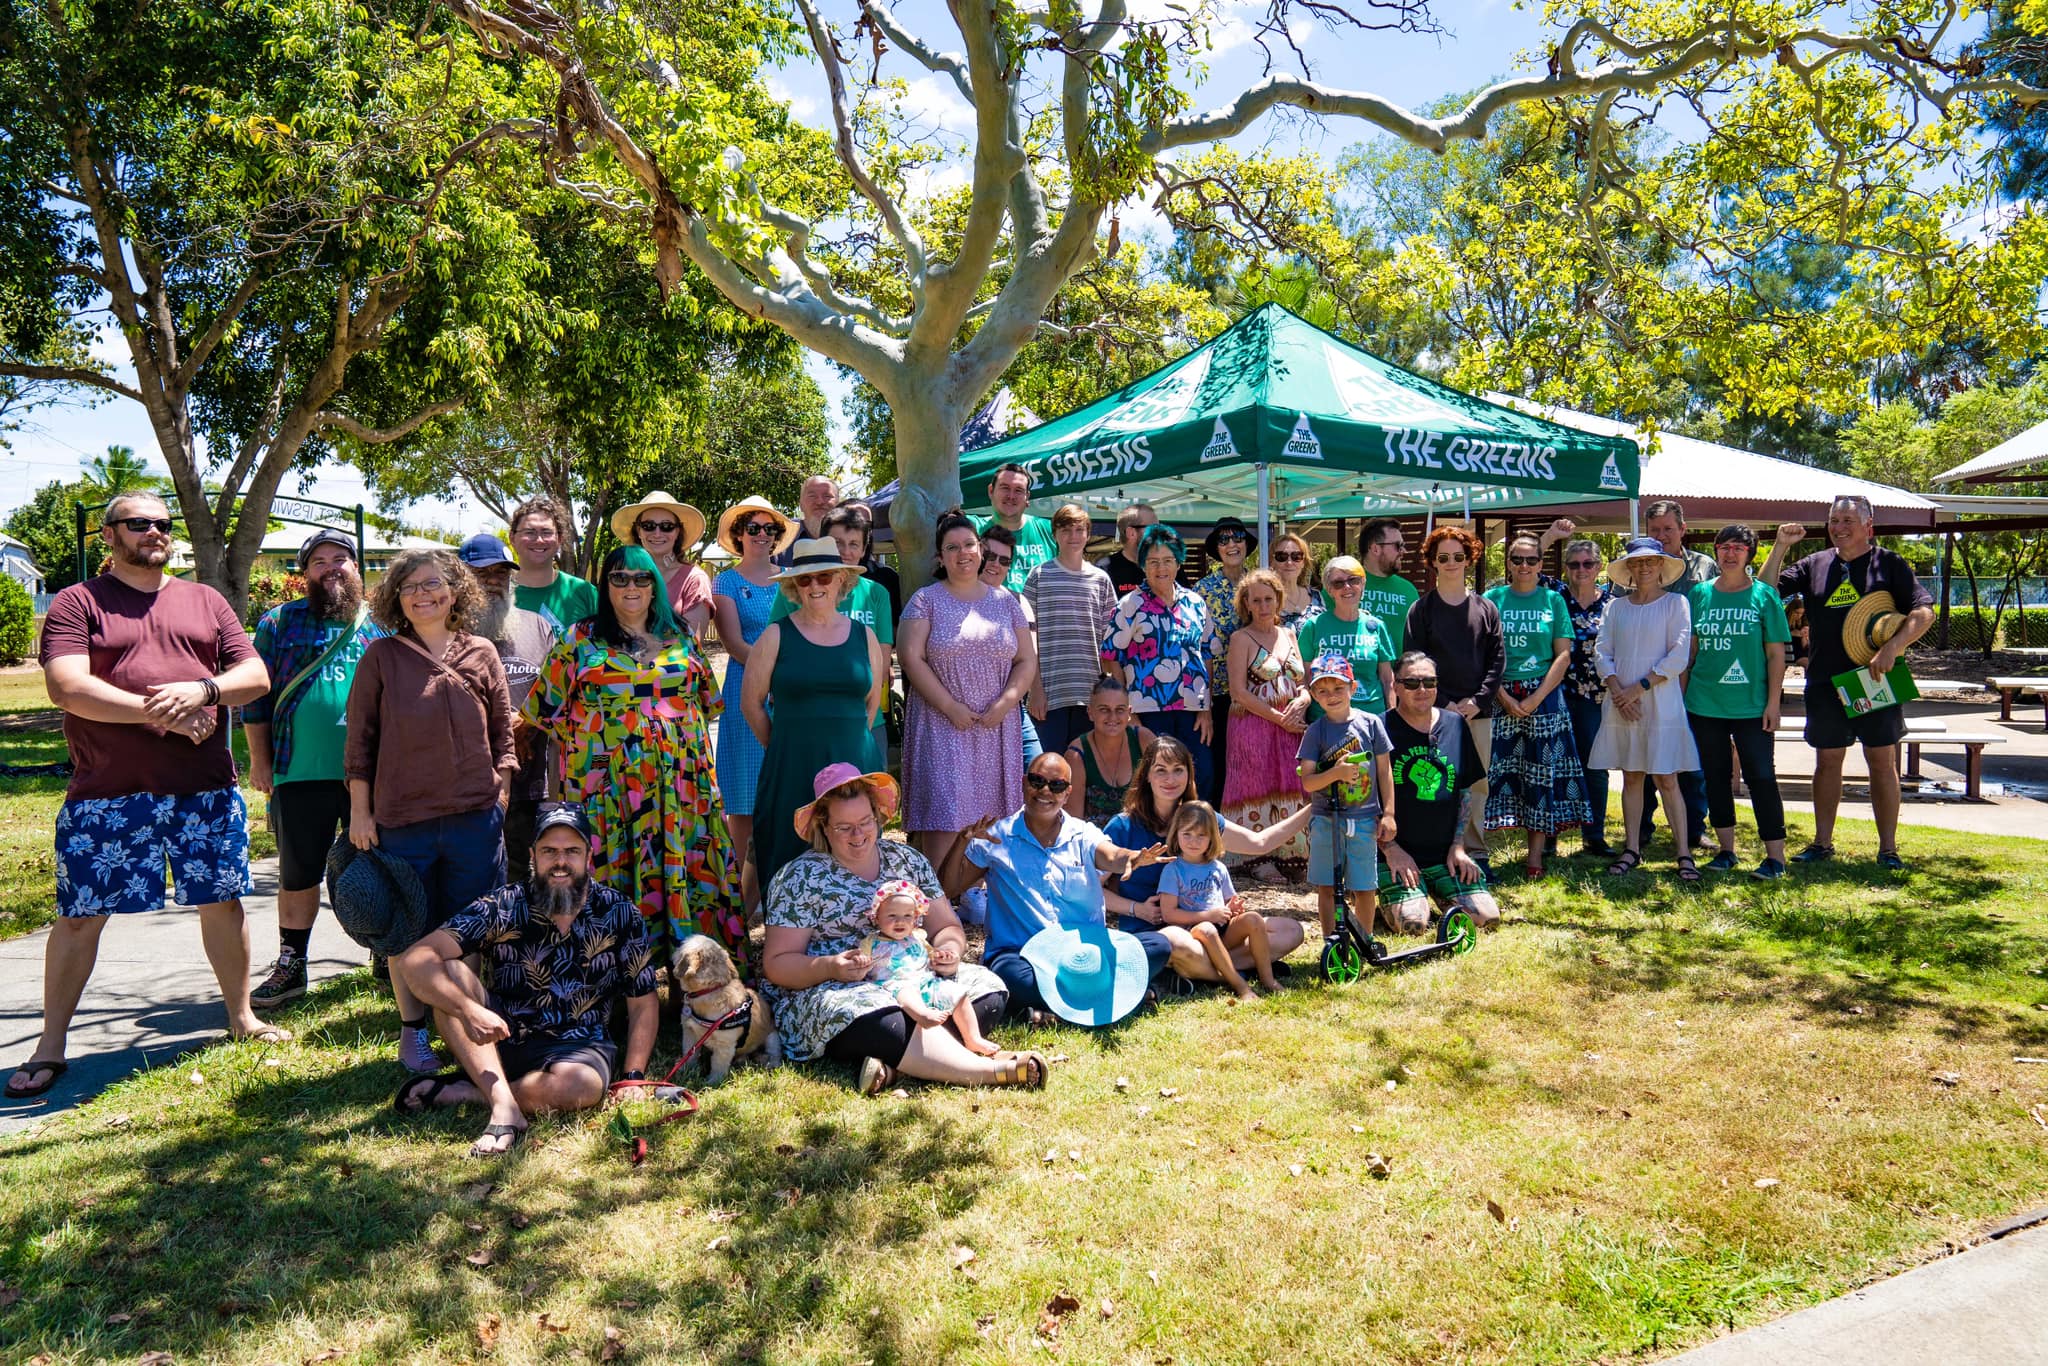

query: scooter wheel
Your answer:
[1321,939,1364,984]
[1440,908,1478,955]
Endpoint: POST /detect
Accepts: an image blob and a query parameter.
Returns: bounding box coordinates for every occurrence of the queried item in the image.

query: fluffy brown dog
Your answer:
[671,934,781,1082]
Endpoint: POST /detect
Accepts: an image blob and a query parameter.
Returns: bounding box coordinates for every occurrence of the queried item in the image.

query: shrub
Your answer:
[243,563,306,628]
[0,575,33,665]
[1939,610,1995,652]
[2002,606,2048,648]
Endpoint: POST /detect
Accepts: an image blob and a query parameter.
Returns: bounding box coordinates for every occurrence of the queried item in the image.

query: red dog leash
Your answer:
[603,998,752,1158]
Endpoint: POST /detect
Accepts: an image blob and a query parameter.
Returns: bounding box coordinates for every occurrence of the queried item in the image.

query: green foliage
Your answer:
[2,479,92,594]
[77,446,168,502]
[242,563,304,629]
[0,575,33,665]
[2005,606,2048,647]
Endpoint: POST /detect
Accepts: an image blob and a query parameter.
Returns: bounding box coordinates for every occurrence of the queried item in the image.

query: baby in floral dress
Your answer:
[861,881,1002,1057]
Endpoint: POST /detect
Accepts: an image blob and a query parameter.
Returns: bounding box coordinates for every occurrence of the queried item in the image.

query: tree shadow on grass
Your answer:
[0,975,997,1365]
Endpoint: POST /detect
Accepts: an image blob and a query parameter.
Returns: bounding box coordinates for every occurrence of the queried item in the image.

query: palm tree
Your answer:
[80,445,169,501]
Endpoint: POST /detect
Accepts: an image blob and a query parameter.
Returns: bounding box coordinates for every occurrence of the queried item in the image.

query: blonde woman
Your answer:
[1268,531,1323,631]
[743,538,888,893]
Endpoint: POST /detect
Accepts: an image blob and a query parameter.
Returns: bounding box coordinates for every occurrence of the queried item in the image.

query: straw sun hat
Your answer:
[610,491,706,549]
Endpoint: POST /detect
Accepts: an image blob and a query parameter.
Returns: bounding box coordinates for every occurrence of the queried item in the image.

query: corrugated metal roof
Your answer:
[1933,415,2048,485]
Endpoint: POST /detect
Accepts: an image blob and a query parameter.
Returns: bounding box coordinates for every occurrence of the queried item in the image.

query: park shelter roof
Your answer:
[945,305,1636,523]
[1933,415,2048,485]
[1486,395,1940,531]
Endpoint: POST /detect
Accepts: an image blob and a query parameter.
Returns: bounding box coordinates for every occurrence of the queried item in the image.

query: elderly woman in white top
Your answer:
[1590,538,1700,884]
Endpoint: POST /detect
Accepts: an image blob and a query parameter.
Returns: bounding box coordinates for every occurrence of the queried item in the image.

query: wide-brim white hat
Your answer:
[1606,537,1684,589]
[713,496,798,556]
[611,491,706,550]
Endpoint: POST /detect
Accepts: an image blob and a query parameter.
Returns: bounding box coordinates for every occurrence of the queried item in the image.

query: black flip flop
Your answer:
[393,1070,466,1115]
[5,1059,68,1100]
[468,1122,526,1159]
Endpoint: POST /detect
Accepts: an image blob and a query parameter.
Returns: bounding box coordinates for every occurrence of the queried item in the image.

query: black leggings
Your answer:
[1687,712,1787,843]
[822,994,1008,1070]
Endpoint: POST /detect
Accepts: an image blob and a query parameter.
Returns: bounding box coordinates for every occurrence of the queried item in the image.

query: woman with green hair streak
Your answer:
[523,545,746,968]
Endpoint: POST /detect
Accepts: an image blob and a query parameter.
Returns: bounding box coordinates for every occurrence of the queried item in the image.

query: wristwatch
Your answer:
[622,1069,645,1082]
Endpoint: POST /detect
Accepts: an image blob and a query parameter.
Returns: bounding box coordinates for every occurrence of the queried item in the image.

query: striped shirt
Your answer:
[1023,559,1119,710]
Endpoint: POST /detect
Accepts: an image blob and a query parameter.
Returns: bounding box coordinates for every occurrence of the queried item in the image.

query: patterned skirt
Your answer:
[1221,708,1308,861]
[1484,681,1592,835]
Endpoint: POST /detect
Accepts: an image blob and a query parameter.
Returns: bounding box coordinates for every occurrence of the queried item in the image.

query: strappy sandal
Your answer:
[857,1056,896,1097]
[468,1122,526,1159]
[1604,849,1642,877]
[393,1070,467,1115]
[1676,855,1702,885]
[992,1051,1049,1089]
[5,1058,68,1100]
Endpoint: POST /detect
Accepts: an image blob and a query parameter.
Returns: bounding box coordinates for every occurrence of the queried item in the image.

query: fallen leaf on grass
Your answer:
[889,1088,910,1099]
[1288,1163,1304,1178]
[1365,1153,1392,1180]
[465,1220,485,1234]
[304,1349,345,1363]
[2015,1056,2048,1065]
[774,1187,802,1207]
[264,1057,282,1068]
[1159,1086,1178,1098]
[976,1314,996,1336]
[1147,1269,1160,1287]
[1931,1071,1963,1087]
[950,1245,977,1270]
[1099,1299,1116,1320]
[707,1208,740,1223]
[706,1235,732,1252]
[1046,1053,1070,1064]
[1043,1148,1059,1165]
[466,1248,495,1268]
[104,1312,133,1325]
[510,1212,531,1230]
[1115,1076,1130,1092]
[475,1313,502,1353]
[1350,1124,1365,1134]
[1045,1292,1080,1318]
[0,1283,19,1309]
[1486,1199,1506,1224]
[2029,1106,2046,1130]
[1067,1149,1082,1162]
[463,1181,496,1203]
[601,1325,625,1361]
[137,1354,174,1366]
[1753,1177,1781,1190]
[187,1070,204,1086]
[537,1313,571,1333]
[104,1114,130,1128]
[1135,1105,1152,1117]
[1590,953,1609,965]
[1384,1079,1398,1091]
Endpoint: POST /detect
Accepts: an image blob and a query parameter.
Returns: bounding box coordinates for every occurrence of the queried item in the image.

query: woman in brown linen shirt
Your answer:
[345,548,517,1074]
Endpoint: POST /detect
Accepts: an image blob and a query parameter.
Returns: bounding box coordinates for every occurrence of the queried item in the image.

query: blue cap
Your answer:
[458,532,515,569]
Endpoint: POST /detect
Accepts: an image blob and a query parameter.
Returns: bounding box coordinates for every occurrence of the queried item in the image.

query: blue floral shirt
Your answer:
[1101,584,1218,714]
[1193,569,1242,698]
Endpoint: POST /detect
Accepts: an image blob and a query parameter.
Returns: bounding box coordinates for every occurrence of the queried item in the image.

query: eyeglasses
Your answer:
[1397,676,1438,690]
[608,570,657,588]
[1327,576,1363,590]
[1507,554,1541,566]
[512,525,558,542]
[793,571,840,588]
[1565,559,1599,570]
[398,578,447,597]
[110,517,174,534]
[1434,552,1468,564]
[829,817,878,839]
[637,519,679,535]
[1270,551,1304,563]
[739,520,781,537]
[1376,539,1406,553]
[1025,773,1073,794]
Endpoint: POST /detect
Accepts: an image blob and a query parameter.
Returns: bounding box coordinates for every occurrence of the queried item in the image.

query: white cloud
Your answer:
[765,71,824,125]
[890,73,978,140]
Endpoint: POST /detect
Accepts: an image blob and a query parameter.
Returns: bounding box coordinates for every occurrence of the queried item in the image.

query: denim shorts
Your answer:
[55,786,253,917]
[1308,810,1380,895]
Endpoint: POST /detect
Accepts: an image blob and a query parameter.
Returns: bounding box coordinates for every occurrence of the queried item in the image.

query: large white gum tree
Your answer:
[441,0,2048,580]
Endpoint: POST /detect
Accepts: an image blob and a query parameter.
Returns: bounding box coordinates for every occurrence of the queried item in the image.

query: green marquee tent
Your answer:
[953,303,1639,533]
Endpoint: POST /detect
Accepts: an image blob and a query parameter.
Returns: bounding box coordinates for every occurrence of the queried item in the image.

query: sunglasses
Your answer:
[608,570,657,588]
[1025,773,1072,794]
[792,571,841,588]
[1214,530,1248,543]
[1507,554,1541,566]
[982,553,1013,569]
[1397,676,1438,690]
[1565,559,1599,570]
[637,520,680,535]
[110,517,174,534]
[1434,552,1468,564]
[739,520,781,537]
[1270,551,1304,563]
[1327,576,1363,590]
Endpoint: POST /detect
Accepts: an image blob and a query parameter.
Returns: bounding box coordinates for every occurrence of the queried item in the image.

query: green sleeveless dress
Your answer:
[751,616,883,893]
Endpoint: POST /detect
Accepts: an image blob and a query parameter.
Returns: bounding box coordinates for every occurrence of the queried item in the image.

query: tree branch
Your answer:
[0,363,145,404]
[858,0,973,103]
[315,398,467,443]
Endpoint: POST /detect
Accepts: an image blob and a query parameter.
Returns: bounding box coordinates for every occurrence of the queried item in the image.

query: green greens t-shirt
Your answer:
[769,574,895,645]
[277,621,376,784]
[514,572,598,635]
[1484,585,1571,683]
[1298,610,1396,718]
[975,514,1057,593]
[1360,572,1419,655]
[1685,579,1789,719]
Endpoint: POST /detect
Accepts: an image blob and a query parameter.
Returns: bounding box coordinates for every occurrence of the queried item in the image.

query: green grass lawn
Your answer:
[0,667,274,940]
[3,814,2045,1363]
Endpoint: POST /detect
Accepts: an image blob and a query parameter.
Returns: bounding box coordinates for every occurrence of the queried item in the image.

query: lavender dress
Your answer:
[901,582,1027,831]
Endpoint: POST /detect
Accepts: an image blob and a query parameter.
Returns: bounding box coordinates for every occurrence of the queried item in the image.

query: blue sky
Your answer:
[3,0,1554,527]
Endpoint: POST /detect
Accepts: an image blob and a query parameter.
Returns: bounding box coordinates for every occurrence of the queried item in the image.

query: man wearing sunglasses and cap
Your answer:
[393,802,659,1157]
[243,528,388,1009]
[11,492,281,1102]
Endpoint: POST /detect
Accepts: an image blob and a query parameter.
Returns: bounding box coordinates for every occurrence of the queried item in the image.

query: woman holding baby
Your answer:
[760,763,1044,1095]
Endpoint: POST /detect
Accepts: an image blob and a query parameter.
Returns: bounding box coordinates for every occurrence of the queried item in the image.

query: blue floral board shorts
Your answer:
[54,787,253,917]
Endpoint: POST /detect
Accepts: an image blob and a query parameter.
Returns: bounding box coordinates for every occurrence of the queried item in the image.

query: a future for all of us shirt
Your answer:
[769,573,896,645]
[1360,572,1419,654]
[1483,584,1572,684]
[1684,579,1790,720]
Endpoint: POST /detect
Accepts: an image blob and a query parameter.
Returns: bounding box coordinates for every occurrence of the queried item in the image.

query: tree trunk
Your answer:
[888,383,972,595]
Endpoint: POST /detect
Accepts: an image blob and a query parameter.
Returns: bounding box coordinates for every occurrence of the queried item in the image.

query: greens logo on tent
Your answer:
[1599,452,1628,491]
[1283,412,1323,460]
[1200,419,1238,464]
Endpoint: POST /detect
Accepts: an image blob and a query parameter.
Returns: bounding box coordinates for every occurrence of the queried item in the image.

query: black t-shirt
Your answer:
[1097,552,1145,594]
[1778,546,1932,682]
[1383,706,1484,867]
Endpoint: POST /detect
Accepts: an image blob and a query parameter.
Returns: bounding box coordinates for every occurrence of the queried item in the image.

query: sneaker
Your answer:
[1703,851,1738,873]
[1750,858,1788,881]
[250,952,307,1009]
[399,1026,443,1075]
[1876,850,1906,872]
[1790,843,1835,864]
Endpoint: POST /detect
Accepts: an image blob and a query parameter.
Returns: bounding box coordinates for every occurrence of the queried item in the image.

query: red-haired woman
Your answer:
[1404,526,1506,864]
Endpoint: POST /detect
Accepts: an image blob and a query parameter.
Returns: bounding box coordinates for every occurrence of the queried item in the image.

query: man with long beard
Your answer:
[460,533,558,883]
[392,803,658,1156]
[8,493,279,1101]
[244,529,386,1008]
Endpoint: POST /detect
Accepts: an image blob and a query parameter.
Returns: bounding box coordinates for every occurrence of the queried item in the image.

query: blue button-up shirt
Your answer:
[967,809,1111,955]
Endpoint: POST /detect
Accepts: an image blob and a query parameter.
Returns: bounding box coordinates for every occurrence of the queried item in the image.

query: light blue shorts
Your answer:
[1308,810,1379,895]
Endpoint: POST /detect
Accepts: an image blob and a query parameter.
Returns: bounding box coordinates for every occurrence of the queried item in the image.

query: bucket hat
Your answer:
[1606,536,1684,589]
[325,836,436,958]
[793,762,900,842]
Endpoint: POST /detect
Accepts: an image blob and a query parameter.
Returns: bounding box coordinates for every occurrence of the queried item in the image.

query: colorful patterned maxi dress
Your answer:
[523,623,747,967]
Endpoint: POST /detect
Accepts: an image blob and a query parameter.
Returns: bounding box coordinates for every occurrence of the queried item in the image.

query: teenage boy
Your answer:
[508,495,597,634]
[1296,653,1397,945]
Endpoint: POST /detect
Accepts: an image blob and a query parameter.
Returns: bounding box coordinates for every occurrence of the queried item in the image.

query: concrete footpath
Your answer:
[0,857,367,1138]
[1664,1216,2048,1364]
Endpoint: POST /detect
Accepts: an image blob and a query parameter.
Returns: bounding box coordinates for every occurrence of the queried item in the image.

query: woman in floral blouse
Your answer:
[1100,525,1220,800]
[1541,536,1616,858]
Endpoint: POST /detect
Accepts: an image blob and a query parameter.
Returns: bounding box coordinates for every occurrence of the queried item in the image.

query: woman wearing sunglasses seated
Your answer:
[523,546,747,972]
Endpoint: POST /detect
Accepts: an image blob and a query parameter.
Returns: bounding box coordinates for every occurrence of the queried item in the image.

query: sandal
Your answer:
[1676,855,1702,885]
[992,1051,1049,1089]
[1604,849,1642,877]
[467,1122,526,1159]
[857,1056,896,1097]
[5,1058,68,1100]
[1522,861,1546,882]
[393,1070,467,1115]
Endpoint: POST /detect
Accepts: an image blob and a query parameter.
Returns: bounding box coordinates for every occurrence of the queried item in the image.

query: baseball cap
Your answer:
[458,532,516,569]
[1308,651,1355,687]
[533,802,593,840]
[296,529,358,572]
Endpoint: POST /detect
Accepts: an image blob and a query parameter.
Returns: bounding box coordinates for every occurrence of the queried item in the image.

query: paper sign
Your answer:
[1832,664,1919,715]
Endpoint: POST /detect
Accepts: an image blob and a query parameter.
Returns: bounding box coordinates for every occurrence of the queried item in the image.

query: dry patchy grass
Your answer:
[2,818,2046,1364]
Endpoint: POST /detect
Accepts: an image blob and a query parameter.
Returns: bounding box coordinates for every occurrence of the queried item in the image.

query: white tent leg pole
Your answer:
[1629,497,1640,536]
[1256,462,1270,559]
[1462,486,1471,522]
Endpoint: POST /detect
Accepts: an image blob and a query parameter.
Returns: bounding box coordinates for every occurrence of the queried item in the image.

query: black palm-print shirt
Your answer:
[443,883,659,1045]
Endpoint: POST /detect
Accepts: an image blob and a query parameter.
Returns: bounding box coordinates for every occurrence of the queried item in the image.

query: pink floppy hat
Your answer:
[793,762,901,842]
